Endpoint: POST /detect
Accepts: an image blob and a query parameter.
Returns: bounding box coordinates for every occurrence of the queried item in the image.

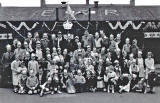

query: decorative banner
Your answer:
[42,22,57,31]
[7,22,39,31]
[106,21,144,30]
[0,23,6,29]
[143,22,160,30]
[0,33,13,40]
[7,21,25,39]
[144,32,160,38]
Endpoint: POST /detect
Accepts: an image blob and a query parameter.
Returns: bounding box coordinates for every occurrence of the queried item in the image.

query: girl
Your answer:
[137,51,145,78]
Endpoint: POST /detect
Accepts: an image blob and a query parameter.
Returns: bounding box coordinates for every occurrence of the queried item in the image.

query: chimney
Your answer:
[86,0,89,5]
[41,0,46,7]
[130,0,135,6]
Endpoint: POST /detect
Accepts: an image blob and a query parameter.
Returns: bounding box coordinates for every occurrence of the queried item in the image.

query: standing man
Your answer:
[82,30,95,50]
[1,44,14,87]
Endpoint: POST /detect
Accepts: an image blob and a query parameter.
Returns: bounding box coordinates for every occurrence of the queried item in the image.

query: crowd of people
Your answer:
[1,30,157,97]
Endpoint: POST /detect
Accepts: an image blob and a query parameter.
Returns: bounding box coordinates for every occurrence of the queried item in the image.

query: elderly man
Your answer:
[1,45,14,87]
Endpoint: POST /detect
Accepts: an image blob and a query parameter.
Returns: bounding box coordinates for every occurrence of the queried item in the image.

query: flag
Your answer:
[65,3,76,20]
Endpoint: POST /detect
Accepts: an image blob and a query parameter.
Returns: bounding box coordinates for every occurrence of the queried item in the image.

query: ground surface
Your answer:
[0,87,160,103]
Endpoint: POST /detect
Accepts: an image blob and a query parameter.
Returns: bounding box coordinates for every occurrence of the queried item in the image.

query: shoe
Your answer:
[57,91,62,94]
[51,91,54,95]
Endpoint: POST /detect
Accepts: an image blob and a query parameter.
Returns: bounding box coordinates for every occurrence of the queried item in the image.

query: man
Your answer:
[57,31,66,51]
[41,33,50,50]
[1,45,14,87]
[66,33,75,52]
[82,30,95,50]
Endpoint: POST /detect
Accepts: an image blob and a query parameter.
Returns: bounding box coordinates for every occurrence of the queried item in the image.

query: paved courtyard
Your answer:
[0,87,160,103]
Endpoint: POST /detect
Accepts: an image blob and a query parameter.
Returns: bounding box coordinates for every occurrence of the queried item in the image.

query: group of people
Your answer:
[1,30,157,97]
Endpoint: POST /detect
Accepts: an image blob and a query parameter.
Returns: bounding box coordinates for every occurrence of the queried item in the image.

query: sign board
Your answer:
[144,32,160,38]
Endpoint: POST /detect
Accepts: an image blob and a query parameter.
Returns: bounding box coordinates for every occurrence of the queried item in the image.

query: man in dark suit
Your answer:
[1,44,14,87]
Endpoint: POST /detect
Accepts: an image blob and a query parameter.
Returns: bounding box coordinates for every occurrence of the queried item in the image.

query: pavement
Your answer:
[1,88,160,103]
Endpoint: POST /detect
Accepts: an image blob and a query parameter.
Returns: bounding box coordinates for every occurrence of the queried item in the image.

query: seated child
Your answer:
[26,70,39,95]
[74,70,86,93]
[61,69,69,92]
[39,77,53,97]
[106,66,118,93]
[18,70,27,94]
[118,74,131,93]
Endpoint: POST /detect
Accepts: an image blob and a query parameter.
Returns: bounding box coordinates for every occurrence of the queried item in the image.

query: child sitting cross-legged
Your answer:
[106,66,118,93]
[26,70,39,95]
[18,70,27,94]
[39,77,53,97]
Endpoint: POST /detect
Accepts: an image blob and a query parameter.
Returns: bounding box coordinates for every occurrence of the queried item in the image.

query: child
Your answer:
[103,59,112,92]
[66,72,76,94]
[61,69,69,92]
[122,38,131,55]
[106,66,118,93]
[26,70,39,95]
[11,56,21,93]
[74,70,86,93]
[118,74,131,93]
[145,52,156,93]
[114,60,121,78]
[39,77,53,97]
[28,53,39,76]
[18,70,27,94]
[137,51,145,79]
[96,59,104,91]
[129,59,139,90]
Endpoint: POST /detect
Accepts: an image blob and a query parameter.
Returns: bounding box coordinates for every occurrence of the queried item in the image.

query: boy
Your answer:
[74,70,86,93]
[26,70,39,95]
[39,77,53,97]
[106,66,118,93]
[18,70,27,94]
